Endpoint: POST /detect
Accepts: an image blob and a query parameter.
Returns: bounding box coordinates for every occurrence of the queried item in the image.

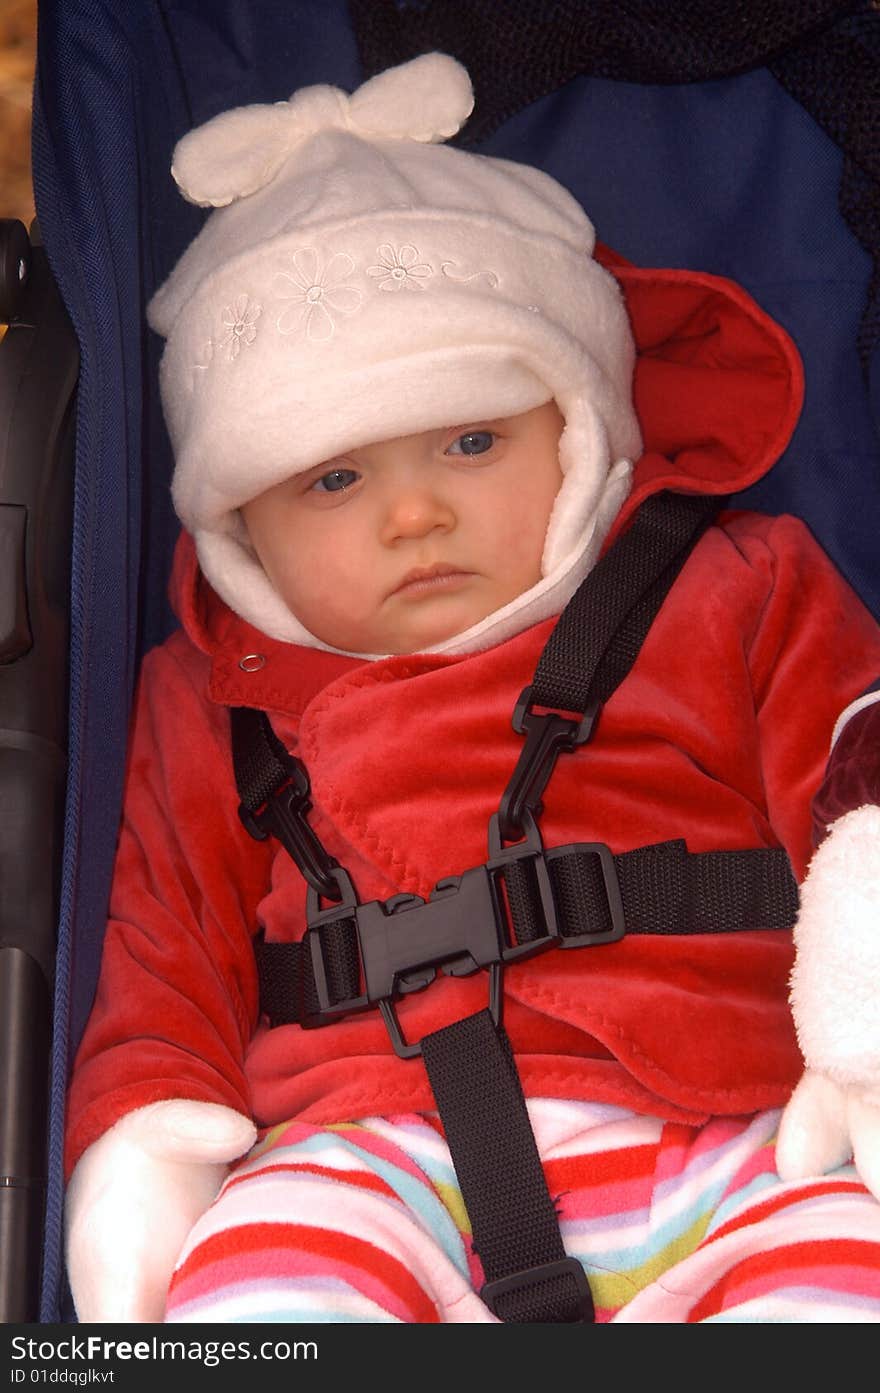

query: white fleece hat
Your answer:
[148,53,641,656]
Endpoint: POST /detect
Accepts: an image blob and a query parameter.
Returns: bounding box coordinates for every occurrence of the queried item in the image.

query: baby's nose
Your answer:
[380,483,455,542]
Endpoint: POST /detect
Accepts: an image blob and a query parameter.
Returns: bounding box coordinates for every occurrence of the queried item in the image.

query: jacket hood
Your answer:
[170,249,804,661]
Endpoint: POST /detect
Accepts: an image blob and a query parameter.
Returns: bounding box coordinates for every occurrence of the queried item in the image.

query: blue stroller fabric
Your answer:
[30,0,879,1320]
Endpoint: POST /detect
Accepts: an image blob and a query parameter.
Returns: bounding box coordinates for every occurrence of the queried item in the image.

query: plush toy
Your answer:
[778,696,880,1199]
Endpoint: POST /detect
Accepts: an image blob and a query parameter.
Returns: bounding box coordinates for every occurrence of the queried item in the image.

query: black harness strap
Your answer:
[421,1011,593,1323]
[231,491,800,1323]
[233,706,340,899]
[500,491,717,839]
[531,489,717,713]
[254,838,799,1027]
[537,840,798,940]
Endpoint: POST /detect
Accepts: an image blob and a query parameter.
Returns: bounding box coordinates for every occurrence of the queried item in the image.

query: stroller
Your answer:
[0,0,877,1324]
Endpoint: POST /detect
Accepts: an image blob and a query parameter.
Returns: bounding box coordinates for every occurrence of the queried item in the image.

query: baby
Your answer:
[64,55,880,1323]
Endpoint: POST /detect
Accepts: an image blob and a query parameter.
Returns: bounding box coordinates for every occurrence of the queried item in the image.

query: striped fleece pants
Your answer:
[164,1100,880,1323]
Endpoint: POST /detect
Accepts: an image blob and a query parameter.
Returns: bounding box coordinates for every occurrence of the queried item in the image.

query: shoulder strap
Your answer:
[499,490,717,839]
[532,489,717,712]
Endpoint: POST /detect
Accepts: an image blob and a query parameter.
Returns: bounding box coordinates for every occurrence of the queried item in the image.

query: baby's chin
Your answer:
[317,597,501,658]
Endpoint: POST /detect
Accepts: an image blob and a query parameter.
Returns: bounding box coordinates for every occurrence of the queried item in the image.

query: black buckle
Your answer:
[481,1256,595,1322]
[304,867,369,1022]
[360,867,507,1059]
[303,815,560,1057]
[546,842,626,946]
[488,811,561,962]
[499,687,598,842]
[239,760,340,900]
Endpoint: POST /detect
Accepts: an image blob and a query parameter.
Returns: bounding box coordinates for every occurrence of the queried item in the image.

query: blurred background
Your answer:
[1,0,36,229]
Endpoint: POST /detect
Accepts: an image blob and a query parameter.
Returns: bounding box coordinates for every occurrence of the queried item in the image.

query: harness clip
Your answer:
[499,686,598,842]
[239,759,341,901]
[303,816,560,1057]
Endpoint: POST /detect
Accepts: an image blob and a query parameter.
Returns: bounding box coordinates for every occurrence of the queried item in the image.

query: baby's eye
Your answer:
[311,467,359,493]
[446,430,495,457]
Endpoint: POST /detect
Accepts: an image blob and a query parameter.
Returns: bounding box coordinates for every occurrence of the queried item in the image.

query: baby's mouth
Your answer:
[389,563,474,597]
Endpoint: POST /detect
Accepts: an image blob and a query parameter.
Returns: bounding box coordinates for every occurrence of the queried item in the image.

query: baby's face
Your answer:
[241,401,565,654]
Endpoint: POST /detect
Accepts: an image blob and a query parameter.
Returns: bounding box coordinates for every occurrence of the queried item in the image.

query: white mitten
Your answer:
[776,805,880,1199]
[65,1098,257,1322]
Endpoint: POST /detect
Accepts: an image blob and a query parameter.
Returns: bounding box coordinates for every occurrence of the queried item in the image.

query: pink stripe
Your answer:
[544,1142,659,1219]
[651,1118,743,1186]
[317,1122,441,1186]
[255,1117,439,1191]
[552,1169,653,1221]
[716,1141,778,1202]
[722,1260,880,1310]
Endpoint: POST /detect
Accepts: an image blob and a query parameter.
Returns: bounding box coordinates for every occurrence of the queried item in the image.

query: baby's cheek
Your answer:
[498,515,547,577]
[290,560,380,647]
[296,576,351,627]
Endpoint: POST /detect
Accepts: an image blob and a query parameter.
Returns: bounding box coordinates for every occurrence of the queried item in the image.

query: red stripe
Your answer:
[543,1143,657,1192]
[704,1179,867,1246]
[224,1159,400,1201]
[175,1222,441,1322]
[688,1238,880,1322]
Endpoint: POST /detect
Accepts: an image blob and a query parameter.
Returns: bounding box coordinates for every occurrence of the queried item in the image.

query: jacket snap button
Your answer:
[239,653,266,673]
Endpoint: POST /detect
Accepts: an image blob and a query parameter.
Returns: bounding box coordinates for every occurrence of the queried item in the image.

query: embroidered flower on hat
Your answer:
[219,295,262,359]
[367,243,434,291]
[274,248,363,342]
